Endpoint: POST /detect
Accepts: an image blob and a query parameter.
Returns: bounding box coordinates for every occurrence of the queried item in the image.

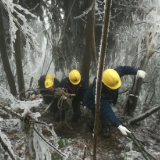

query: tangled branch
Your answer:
[33,126,67,158]
[0,103,66,159]
[128,133,156,160]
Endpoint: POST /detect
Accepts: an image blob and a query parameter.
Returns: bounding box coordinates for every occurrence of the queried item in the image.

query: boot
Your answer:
[87,118,94,132]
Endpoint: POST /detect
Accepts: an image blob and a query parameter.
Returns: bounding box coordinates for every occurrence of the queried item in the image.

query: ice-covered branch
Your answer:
[0,104,23,119]
[0,130,17,160]
[0,0,40,52]
[33,126,67,158]
[0,87,42,111]
[74,3,93,19]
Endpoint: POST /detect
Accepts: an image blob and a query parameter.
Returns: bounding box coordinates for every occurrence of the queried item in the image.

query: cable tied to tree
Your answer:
[54,88,73,110]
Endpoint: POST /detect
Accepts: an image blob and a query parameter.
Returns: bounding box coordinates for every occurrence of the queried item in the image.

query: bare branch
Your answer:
[33,126,67,158]
[145,33,149,51]
[0,131,16,160]
[128,133,156,160]
[0,104,23,119]
[129,105,160,125]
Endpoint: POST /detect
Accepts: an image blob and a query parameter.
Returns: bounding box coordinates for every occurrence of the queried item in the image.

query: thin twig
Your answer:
[128,133,156,160]
[34,120,51,126]
[33,126,67,158]
[120,121,156,160]
[0,132,16,160]
[40,101,53,117]
[0,104,23,120]
[82,145,87,160]
[128,133,149,160]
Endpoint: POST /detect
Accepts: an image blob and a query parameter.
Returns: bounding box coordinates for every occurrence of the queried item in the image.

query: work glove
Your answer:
[31,94,36,100]
[118,125,131,136]
[136,70,146,79]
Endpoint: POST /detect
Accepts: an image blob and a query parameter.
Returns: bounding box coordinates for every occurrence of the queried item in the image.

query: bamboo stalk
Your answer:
[119,120,156,160]
[93,0,112,160]
[128,133,156,160]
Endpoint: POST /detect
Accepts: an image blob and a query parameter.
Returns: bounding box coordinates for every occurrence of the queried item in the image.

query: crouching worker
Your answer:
[59,70,88,122]
[31,74,59,117]
[83,66,146,137]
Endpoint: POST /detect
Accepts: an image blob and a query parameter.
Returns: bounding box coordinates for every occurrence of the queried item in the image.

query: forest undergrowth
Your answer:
[1,102,160,160]
[40,105,160,160]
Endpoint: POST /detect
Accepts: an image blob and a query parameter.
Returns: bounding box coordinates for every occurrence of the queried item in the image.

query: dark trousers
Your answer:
[53,100,81,122]
[72,101,81,121]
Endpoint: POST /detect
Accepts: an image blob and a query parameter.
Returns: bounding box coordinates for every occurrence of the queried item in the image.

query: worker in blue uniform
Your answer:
[59,70,88,122]
[83,66,146,137]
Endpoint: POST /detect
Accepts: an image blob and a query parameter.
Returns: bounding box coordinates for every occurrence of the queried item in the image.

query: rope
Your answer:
[54,88,72,110]
[39,88,73,121]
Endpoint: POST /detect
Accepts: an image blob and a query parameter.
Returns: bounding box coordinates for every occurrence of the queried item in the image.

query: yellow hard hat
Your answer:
[46,74,54,81]
[45,79,53,88]
[69,70,81,85]
[102,69,121,89]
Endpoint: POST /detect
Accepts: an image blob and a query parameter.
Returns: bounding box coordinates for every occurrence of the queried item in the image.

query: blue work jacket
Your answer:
[83,66,137,127]
[59,77,88,103]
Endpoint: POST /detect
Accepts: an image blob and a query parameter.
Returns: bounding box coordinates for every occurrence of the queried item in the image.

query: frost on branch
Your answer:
[0,87,69,160]
[0,86,42,111]
[0,129,17,160]
[0,86,67,160]
[0,0,40,54]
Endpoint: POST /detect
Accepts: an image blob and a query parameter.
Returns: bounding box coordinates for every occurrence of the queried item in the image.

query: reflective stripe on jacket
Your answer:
[59,77,88,102]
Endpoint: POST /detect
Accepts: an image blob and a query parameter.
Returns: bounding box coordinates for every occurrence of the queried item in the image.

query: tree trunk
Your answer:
[0,5,17,96]
[93,0,112,159]
[81,0,95,85]
[14,28,26,100]
[124,33,155,116]
[25,124,36,160]
[124,57,148,116]
[14,0,26,100]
